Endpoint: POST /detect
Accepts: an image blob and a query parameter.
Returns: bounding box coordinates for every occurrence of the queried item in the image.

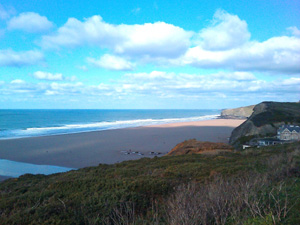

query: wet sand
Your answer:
[0,119,244,168]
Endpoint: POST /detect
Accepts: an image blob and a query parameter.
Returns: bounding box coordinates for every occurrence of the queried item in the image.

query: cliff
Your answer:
[221,105,255,119]
[167,139,233,156]
[229,101,300,146]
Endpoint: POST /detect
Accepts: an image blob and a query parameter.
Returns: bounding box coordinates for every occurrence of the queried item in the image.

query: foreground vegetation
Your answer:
[1,142,300,224]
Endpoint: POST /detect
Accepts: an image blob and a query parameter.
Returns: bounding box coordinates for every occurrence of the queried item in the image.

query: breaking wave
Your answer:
[0,114,219,140]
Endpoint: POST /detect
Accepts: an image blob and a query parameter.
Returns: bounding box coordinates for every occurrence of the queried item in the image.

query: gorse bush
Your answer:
[0,142,299,224]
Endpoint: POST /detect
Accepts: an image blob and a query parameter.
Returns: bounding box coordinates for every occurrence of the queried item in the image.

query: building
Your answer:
[257,138,281,146]
[277,125,300,141]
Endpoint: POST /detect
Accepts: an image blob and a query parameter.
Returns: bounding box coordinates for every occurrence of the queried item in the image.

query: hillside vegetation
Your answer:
[230,101,300,146]
[1,141,300,224]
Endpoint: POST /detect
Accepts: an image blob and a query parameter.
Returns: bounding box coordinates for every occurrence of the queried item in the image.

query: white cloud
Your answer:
[87,54,135,71]
[39,10,299,74]
[197,10,250,50]
[1,71,299,103]
[125,71,174,81]
[41,16,192,58]
[11,79,25,84]
[49,82,83,95]
[287,26,300,37]
[33,71,64,81]
[280,77,300,86]
[7,12,53,33]
[118,71,300,98]
[0,49,44,67]
[178,35,300,73]
[211,71,256,81]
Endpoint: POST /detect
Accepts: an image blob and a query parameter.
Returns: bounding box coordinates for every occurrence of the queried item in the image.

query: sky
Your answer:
[0,0,299,109]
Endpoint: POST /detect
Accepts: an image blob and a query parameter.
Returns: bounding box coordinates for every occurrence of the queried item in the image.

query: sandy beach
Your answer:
[0,119,244,168]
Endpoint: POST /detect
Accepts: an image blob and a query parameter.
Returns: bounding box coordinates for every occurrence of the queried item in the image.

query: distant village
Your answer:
[243,125,300,149]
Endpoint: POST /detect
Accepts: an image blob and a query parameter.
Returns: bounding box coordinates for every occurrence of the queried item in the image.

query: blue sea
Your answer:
[0,109,220,140]
[0,109,220,178]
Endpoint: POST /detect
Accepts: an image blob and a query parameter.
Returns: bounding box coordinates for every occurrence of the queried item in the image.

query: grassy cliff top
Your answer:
[251,101,300,127]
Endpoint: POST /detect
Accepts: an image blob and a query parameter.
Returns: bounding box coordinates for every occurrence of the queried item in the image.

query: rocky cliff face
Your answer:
[221,105,255,119]
[167,139,233,156]
[229,102,300,146]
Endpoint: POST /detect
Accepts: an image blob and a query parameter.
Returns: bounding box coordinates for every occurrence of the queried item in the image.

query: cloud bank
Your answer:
[2,71,299,100]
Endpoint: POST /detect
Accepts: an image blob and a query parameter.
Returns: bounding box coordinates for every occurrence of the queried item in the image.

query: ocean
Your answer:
[0,109,220,140]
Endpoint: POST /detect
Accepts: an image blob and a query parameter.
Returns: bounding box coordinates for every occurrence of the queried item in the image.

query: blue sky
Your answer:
[0,0,299,109]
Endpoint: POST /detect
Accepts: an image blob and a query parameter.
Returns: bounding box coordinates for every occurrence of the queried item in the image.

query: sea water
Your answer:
[0,159,73,178]
[0,109,220,178]
[0,109,220,140]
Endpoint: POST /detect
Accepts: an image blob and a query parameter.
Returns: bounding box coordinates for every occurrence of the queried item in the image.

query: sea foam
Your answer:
[0,114,219,140]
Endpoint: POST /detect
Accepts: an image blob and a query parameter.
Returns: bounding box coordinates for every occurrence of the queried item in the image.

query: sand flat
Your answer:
[0,119,244,168]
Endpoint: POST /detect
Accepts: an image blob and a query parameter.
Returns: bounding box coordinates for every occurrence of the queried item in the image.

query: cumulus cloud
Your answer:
[33,71,64,81]
[178,35,300,74]
[0,49,44,67]
[197,10,250,50]
[87,54,135,71]
[41,15,192,58]
[39,10,300,74]
[173,10,300,74]
[7,12,53,33]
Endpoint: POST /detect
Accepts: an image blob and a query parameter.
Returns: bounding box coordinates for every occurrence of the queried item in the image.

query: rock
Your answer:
[221,105,255,119]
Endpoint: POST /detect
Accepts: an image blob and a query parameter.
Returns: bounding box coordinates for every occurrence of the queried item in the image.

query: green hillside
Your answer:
[1,142,300,224]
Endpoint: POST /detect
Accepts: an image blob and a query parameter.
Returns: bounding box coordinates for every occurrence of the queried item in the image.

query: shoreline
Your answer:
[0,116,248,142]
[0,119,244,169]
[0,114,221,141]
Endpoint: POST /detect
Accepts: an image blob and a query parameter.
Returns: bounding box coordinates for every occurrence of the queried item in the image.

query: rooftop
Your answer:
[278,125,300,133]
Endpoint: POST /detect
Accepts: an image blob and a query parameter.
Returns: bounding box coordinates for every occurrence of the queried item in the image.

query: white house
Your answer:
[277,125,300,141]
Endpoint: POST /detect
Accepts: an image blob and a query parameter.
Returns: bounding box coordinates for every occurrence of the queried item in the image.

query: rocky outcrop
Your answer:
[221,105,255,119]
[229,101,300,146]
[167,139,233,156]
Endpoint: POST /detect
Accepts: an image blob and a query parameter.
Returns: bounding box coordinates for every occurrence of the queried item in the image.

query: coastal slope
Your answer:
[229,101,300,145]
